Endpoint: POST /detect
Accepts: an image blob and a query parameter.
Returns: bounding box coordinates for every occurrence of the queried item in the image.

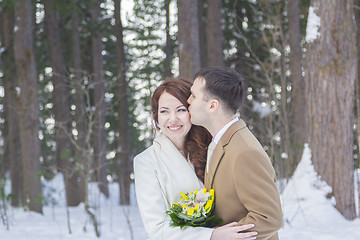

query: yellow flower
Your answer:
[172,203,180,208]
[205,199,213,213]
[180,192,189,200]
[194,190,198,194]
[203,188,207,194]
[187,208,194,216]
[209,189,214,196]
[194,204,199,211]
[182,204,187,209]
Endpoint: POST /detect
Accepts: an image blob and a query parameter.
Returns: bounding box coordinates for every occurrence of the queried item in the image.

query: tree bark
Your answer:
[71,0,86,203]
[115,0,131,205]
[287,0,305,170]
[1,2,22,207]
[44,0,83,207]
[233,1,248,77]
[13,0,42,213]
[198,0,207,68]
[206,0,224,67]
[91,0,109,197]
[278,19,292,179]
[354,0,360,217]
[305,0,356,220]
[164,0,173,78]
[177,0,201,80]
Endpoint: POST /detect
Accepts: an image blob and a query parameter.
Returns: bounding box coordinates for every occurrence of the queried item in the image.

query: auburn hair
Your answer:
[150,78,212,182]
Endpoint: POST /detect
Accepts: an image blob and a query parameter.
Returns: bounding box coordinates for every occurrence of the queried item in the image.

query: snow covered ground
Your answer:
[1,177,147,240]
[1,145,360,239]
[279,145,360,240]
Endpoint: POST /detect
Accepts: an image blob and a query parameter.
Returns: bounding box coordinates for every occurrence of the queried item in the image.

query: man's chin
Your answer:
[190,119,202,126]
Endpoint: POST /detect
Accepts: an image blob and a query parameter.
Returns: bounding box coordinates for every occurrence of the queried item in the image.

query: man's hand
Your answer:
[210,222,258,240]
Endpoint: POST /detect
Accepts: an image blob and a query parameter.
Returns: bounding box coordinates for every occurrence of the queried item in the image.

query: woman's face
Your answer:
[157,92,192,149]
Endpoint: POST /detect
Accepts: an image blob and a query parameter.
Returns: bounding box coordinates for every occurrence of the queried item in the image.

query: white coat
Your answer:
[134,134,214,240]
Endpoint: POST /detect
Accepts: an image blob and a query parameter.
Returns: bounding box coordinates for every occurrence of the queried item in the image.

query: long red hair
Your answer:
[151,78,212,182]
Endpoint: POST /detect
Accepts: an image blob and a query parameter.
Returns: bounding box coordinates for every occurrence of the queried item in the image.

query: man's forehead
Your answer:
[193,77,206,88]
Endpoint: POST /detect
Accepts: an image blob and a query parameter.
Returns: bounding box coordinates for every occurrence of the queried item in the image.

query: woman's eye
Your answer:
[159,110,167,114]
[178,108,187,112]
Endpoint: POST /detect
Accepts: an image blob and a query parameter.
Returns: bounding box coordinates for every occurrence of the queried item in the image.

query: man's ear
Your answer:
[209,99,219,112]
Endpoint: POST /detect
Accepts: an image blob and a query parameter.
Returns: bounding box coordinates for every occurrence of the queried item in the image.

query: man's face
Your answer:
[187,77,209,126]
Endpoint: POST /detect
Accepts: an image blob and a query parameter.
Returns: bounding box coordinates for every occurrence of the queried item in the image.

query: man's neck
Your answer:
[208,115,236,138]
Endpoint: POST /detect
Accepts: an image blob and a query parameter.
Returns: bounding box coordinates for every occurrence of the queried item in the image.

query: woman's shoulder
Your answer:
[134,145,155,161]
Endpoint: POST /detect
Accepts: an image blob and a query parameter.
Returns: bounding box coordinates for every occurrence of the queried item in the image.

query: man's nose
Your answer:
[187,96,193,104]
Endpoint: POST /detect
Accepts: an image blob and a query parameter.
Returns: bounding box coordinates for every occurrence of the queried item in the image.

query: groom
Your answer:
[187,67,283,240]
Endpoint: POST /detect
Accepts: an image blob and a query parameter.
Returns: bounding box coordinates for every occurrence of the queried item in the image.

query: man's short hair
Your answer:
[194,66,245,114]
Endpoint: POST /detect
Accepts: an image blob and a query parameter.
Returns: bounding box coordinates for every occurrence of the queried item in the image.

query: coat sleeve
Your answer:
[233,149,283,239]
[134,153,214,240]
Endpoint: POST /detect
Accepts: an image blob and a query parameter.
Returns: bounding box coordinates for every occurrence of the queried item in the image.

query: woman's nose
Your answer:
[169,112,178,122]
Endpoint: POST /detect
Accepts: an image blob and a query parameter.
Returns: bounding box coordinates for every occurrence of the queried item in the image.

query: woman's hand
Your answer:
[210,222,258,240]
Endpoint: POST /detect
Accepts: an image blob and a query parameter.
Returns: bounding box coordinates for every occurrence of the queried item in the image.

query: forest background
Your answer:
[0,0,359,235]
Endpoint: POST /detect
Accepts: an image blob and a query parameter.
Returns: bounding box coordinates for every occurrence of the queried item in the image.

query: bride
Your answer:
[134,78,257,240]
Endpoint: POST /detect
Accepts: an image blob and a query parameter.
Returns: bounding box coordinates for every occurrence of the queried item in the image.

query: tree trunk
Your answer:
[198,0,207,68]
[206,0,224,67]
[114,0,131,205]
[1,2,22,207]
[287,0,305,170]
[71,0,86,203]
[354,0,360,217]
[44,0,82,207]
[177,0,201,80]
[234,1,248,77]
[164,0,173,78]
[91,0,109,197]
[278,21,292,179]
[13,0,42,213]
[305,0,356,220]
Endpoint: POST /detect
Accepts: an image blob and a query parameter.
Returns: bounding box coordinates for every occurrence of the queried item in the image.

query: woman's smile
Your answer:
[157,92,192,150]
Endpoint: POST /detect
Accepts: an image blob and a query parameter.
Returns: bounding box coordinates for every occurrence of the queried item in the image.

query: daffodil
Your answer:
[180,192,189,200]
[172,203,180,208]
[205,199,213,213]
[187,208,194,216]
[194,204,199,211]
[209,189,214,196]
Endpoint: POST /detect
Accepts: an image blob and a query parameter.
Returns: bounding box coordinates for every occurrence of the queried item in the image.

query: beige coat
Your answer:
[134,134,214,239]
[205,119,283,240]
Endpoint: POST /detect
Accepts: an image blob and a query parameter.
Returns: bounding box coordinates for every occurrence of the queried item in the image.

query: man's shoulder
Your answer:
[224,119,252,142]
[225,121,266,154]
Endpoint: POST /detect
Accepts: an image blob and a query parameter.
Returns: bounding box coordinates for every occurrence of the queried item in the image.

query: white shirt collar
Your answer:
[213,117,239,144]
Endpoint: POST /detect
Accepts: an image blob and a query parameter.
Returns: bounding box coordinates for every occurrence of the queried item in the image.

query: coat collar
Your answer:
[205,119,247,188]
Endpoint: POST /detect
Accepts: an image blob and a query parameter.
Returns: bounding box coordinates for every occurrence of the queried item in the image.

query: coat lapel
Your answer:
[206,119,247,188]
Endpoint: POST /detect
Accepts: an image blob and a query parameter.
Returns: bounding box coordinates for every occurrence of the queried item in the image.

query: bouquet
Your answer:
[167,188,222,229]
